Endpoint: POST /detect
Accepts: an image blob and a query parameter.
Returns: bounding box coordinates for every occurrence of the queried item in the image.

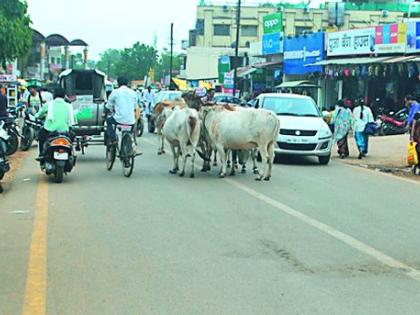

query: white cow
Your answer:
[201,105,280,181]
[162,107,201,178]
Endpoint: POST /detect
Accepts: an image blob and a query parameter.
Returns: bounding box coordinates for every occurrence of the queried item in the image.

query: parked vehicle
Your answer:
[59,69,107,153]
[0,121,11,193]
[40,133,76,183]
[256,93,333,165]
[213,93,244,106]
[3,117,20,156]
[20,112,43,151]
[378,108,409,136]
[148,91,183,133]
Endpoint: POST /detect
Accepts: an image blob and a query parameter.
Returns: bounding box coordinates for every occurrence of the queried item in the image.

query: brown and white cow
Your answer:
[154,99,187,155]
[162,107,201,178]
[200,105,280,181]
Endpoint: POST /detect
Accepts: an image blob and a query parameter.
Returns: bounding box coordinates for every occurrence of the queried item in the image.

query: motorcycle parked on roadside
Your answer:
[377,108,409,136]
[20,112,43,151]
[3,109,21,156]
[40,132,76,183]
[0,121,11,193]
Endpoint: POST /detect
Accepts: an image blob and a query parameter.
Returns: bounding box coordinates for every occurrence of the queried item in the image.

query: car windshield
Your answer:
[156,92,182,103]
[262,97,320,117]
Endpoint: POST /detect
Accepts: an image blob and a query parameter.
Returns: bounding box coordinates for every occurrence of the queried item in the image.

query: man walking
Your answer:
[406,95,420,128]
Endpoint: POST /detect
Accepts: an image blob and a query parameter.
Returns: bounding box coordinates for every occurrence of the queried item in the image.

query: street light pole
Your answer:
[169,23,174,90]
[233,0,242,97]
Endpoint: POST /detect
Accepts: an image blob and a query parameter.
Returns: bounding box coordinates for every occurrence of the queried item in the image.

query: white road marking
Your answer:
[142,136,420,282]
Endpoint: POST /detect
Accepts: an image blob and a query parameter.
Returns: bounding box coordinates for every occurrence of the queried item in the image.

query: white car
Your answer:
[256,93,333,165]
[154,91,183,107]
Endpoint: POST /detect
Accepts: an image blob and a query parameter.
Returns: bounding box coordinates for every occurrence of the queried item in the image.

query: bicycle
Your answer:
[106,124,137,177]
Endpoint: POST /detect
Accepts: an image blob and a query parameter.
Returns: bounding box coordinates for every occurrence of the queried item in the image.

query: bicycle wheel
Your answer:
[120,134,135,178]
[106,144,116,171]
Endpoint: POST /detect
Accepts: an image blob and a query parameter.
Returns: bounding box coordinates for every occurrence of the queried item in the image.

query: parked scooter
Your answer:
[0,121,11,193]
[377,108,409,136]
[40,132,76,183]
[3,109,21,156]
[20,112,43,151]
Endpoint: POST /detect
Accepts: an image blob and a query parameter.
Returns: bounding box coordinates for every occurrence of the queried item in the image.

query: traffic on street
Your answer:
[1,0,420,314]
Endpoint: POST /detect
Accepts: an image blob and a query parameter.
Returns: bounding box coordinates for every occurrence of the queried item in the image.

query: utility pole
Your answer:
[233,0,242,97]
[169,23,174,90]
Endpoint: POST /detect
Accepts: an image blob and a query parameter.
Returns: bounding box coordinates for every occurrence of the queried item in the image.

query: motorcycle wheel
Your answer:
[6,133,19,156]
[137,119,144,137]
[54,166,64,183]
[148,118,155,133]
[20,127,33,151]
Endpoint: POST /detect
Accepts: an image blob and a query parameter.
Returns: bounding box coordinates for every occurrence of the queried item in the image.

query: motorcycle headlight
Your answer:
[319,124,332,140]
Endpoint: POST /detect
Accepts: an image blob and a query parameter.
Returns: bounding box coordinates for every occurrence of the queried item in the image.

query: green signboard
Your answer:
[263,13,283,34]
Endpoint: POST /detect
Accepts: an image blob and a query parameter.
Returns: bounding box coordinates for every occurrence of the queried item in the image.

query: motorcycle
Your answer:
[136,105,145,137]
[378,108,409,136]
[3,110,21,156]
[0,121,11,193]
[20,112,43,151]
[40,132,76,183]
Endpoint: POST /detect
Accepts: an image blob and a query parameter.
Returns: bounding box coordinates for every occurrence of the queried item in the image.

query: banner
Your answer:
[407,21,420,53]
[263,13,283,34]
[284,32,325,75]
[327,28,375,56]
[262,32,283,55]
[375,23,407,54]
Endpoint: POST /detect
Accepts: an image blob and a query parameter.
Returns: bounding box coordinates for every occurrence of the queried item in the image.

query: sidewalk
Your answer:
[2,151,28,192]
[332,134,418,179]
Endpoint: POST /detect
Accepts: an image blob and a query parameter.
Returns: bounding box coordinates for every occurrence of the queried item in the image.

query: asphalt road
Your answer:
[1,134,420,315]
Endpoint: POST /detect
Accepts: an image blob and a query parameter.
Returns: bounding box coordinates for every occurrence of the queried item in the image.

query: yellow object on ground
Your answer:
[407,142,419,166]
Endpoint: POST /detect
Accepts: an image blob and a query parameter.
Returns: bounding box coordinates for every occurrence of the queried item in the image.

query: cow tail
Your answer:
[187,115,198,146]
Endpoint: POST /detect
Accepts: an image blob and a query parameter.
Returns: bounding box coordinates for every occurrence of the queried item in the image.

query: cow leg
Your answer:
[265,141,275,181]
[169,144,179,174]
[178,145,188,177]
[157,131,162,155]
[161,133,166,154]
[230,150,238,176]
[190,149,196,178]
[252,149,259,174]
[213,150,218,167]
[217,146,227,178]
[256,145,269,181]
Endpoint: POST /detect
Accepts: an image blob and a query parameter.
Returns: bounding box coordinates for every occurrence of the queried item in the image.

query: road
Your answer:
[1,133,420,315]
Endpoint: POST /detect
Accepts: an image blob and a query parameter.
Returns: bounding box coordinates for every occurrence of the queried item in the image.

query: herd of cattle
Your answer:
[153,97,281,181]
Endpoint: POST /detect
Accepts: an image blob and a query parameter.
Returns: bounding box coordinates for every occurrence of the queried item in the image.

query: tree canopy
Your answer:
[0,0,32,68]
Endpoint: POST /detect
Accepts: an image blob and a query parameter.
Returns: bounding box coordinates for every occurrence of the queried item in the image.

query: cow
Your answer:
[162,107,201,178]
[154,99,187,155]
[200,105,280,181]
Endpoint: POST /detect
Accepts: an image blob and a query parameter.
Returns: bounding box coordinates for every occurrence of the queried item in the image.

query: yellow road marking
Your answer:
[22,177,48,315]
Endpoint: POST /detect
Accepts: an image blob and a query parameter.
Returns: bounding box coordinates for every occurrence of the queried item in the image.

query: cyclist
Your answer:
[105,77,137,144]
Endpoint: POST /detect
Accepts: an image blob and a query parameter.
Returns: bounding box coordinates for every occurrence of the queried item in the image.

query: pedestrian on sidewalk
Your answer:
[406,95,420,128]
[332,99,352,159]
[410,111,420,174]
[353,98,374,159]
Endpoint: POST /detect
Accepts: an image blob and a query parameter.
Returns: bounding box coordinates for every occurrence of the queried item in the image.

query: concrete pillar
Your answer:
[83,47,89,69]
[40,41,46,80]
[65,46,70,69]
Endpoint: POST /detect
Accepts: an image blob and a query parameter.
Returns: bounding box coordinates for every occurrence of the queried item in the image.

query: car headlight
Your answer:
[319,124,332,140]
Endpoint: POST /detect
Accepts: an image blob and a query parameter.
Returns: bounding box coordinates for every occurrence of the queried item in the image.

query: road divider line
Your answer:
[22,177,48,315]
[225,178,420,282]
[143,136,420,282]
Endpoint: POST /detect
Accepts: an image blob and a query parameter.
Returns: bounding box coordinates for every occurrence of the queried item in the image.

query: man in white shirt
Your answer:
[105,77,137,144]
[25,86,45,115]
[143,86,155,116]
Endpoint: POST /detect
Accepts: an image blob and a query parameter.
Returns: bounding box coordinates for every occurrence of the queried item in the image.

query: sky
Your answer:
[26,0,324,61]
[26,0,198,60]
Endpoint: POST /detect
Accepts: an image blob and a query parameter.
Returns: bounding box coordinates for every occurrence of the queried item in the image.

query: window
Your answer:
[196,19,205,35]
[295,26,313,35]
[214,24,230,36]
[241,25,258,37]
[262,97,320,117]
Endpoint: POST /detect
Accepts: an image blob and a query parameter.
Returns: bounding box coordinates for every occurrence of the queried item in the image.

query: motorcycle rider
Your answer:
[406,95,420,128]
[26,85,45,115]
[35,87,75,160]
[105,76,137,144]
[0,84,8,120]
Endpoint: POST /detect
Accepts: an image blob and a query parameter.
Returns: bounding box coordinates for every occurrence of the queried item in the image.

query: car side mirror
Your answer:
[254,99,260,109]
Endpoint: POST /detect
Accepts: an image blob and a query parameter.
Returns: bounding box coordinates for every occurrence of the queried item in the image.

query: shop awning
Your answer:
[307,57,391,66]
[172,78,188,90]
[252,60,283,69]
[383,56,417,64]
[237,67,257,78]
[276,80,321,89]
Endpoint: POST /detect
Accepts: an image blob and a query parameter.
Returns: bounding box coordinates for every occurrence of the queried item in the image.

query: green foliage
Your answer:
[154,49,182,82]
[96,49,122,79]
[0,0,32,68]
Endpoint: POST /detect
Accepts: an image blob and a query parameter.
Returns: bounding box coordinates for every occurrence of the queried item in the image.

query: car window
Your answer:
[262,97,320,117]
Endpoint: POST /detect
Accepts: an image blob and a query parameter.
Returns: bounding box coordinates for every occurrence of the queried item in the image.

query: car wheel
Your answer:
[318,155,331,165]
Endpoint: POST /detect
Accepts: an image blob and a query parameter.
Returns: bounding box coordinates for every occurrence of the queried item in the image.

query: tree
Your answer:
[113,42,157,81]
[0,0,32,69]
[155,49,183,82]
[96,49,122,79]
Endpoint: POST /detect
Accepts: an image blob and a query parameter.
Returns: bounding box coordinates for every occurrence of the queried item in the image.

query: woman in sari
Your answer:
[410,111,420,174]
[332,100,353,159]
[353,98,374,159]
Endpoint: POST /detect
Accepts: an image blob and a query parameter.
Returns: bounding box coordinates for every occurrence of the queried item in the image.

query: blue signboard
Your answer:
[283,32,325,75]
[262,32,283,55]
